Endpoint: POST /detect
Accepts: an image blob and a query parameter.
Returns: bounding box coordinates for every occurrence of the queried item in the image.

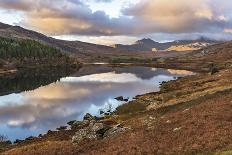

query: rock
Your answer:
[149,116,156,120]
[72,120,90,129]
[14,139,23,144]
[183,108,190,112]
[56,126,68,131]
[93,123,110,136]
[72,120,129,144]
[114,96,124,101]
[115,96,129,102]
[91,123,104,132]
[83,113,95,121]
[72,129,97,144]
[47,130,53,134]
[72,122,109,144]
[25,136,34,140]
[67,120,76,126]
[123,98,129,102]
[173,127,182,132]
[103,124,129,138]
[99,110,105,115]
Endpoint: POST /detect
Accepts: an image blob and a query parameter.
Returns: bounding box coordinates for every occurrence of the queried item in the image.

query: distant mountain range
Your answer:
[112,38,220,52]
[0,22,224,63]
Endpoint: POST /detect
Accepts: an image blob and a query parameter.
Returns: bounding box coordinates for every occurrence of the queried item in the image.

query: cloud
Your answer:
[0,0,135,36]
[123,0,230,33]
[224,28,232,33]
[0,0,232,40]
[92,0,114,3]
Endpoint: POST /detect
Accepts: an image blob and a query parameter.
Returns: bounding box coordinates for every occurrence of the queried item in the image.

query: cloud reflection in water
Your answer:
[0,66,193,140]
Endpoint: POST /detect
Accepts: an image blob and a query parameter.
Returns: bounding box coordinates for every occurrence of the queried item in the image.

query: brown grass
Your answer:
[2,141,79,155]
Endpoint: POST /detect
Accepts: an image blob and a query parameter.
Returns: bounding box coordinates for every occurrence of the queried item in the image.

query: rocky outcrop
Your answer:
[83,113,95,121]
[103,124,129,138]
[72,113,130,144]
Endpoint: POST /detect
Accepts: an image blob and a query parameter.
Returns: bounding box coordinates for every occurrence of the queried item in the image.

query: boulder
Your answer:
[103,124,130,138]
[73,120,89,126]
[90,123,105,132]
[67,120,76,126]
[72,116,130,144]
[114,96,124,101]
[92,123,110,136]
[123,98,129,102]
[115,96,129,102]
[83,113,95,121]
[72,122,108,144]
[56,126,68,131]
[14,139,24,144]
[72,129,97,144]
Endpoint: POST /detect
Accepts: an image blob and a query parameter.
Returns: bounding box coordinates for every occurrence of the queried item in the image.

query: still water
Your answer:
[0,65,194,141]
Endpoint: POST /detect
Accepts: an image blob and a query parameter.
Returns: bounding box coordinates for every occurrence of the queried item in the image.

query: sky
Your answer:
[0,0,232,45]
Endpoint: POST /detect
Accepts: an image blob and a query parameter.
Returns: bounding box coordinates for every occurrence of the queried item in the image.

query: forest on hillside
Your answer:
[0,37,79,69]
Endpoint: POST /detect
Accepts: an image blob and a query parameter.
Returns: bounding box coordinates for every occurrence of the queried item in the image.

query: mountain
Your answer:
[113,37,220,52]
[113,38,168,51]
[112,38,165,51]
[0,22,222,64]
[192,40,232,62]
[0,22,120,62]
[0,22,157,63]
[153,40,232,72]
[166,42,212,52]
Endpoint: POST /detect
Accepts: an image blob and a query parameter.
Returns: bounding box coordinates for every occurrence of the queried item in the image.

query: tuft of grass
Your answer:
[2,141,78,155]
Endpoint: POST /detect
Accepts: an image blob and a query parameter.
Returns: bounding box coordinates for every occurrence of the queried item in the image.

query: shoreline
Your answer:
[2,63,232,154]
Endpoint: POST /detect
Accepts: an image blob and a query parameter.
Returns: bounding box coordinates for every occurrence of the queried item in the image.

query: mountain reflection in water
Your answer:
[0,65,194,141]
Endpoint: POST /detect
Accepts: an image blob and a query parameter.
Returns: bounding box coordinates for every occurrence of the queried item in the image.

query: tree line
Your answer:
[0,37,68,60]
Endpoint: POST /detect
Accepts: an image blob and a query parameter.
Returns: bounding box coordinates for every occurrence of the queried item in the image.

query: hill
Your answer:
[166,42,212,51]
[152,40,232,72]
[113,37,219,52]
[0,22,116,62]
[0,22,158,63]
[0,37,79,75]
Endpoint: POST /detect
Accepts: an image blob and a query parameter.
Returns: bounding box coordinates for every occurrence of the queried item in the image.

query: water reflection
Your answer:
[0,67,76,96]
[0,66,194,141]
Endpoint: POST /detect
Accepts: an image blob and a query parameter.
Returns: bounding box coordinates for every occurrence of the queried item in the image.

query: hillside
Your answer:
[113,37,219,52]
[0,22,221,63]
[166,42,212,51]
[0,22,116,62]
[112,38,166,51]
[2,65,232,155]
[152,40,232,72]
[0,22,156,63]
[0,37,79,75]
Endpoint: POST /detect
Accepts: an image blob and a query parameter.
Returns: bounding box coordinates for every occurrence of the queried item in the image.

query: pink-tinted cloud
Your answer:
[0,0,231,39]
